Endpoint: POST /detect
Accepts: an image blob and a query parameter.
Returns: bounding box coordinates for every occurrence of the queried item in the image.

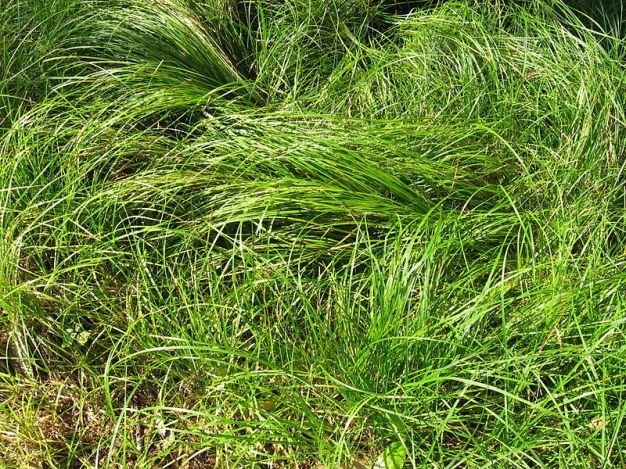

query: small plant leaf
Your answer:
[259,400,276,411]
[373,442,407,469]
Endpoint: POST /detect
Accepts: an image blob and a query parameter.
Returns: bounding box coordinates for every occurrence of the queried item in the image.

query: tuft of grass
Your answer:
[1,0,625,466]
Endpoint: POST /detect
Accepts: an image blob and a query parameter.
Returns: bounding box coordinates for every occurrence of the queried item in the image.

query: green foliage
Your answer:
[374,442,408,469]
[0,0,625,467]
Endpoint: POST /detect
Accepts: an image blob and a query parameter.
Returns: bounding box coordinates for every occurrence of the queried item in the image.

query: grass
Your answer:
[0,0,625,466]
